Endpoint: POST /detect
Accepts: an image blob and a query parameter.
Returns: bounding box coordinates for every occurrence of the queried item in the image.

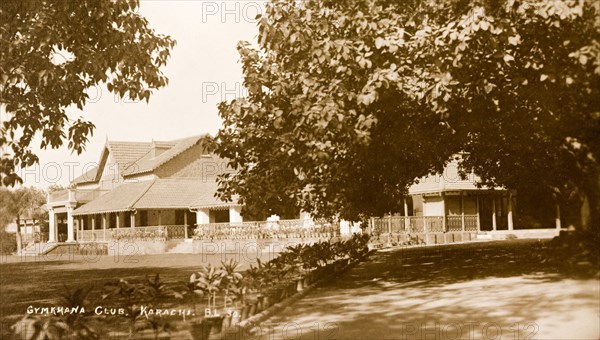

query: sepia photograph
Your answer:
[1,0,599,339]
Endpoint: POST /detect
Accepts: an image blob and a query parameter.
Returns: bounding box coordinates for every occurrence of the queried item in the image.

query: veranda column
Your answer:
[492,196,497,231]
[460,192,465,232]
[229,206,243,223]
[48,208,56,243]
[130,212,135,229]
[66,205,75,242]
[441,193,447,232]
[116,212,120,229]
[403,198,410,230]
[476,195,481,232]
[79,217,84,242]
[183,211,188,239]
[196,209,210,239]
[158,210,162,226]
[91,216,96,241]
[102,213,107,241]
[507,192,514,231]
[196,209,210,224]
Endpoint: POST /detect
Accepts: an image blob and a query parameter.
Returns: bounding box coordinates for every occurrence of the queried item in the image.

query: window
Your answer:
[212,209,230,223]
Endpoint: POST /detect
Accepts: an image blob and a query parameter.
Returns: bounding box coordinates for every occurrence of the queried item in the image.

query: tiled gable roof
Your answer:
[72,178,238,215]
[71,141,152,185]
[72,181,153,215]
[122,135,208,177]
[132,178,234,209]
[108,141,153,173]
[72,167,99,185]
[72,135,211,185]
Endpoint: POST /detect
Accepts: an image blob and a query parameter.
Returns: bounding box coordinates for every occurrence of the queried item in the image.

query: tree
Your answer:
[0,188,12,229]
[0,0,175,186]
[0,186,46,253]
[216,0,600,227]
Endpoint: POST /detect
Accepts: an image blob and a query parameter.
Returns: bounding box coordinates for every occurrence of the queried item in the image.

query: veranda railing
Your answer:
[193,219,339,240]
[371,215,479,235]
[74,220,341,242]
[76,225,188,242]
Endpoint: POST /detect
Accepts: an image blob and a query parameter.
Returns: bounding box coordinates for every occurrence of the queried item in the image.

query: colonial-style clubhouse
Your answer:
[27,134,561,255]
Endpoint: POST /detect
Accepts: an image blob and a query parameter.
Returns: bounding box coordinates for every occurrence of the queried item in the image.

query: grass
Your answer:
[0,251,276,336]
[1,239,598,339]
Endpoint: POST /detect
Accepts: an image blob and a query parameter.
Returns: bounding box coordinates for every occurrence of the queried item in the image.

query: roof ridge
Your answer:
[154,178,213,184]
[151,136,205,170]
[122,148,154,173]
[108,134,208,145]
[128,179,157,210]
[169,134,210,143]
[123,135,208,177]
[107,140,153,145]
[157,177,207,180]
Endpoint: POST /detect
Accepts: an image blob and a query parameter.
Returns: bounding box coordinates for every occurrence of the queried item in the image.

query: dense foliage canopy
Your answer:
[217,0,600,224]
[0,0,175,186]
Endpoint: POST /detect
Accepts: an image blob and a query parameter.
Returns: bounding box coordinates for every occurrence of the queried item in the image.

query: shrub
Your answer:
[12,286,101,340]
[547,230,600,276]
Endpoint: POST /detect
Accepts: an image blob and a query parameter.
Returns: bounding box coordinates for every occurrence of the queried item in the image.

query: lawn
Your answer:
[0,251,277,337]
[1,239,598,339]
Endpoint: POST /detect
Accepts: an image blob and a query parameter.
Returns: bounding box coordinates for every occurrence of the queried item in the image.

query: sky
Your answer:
[16,0,266,189]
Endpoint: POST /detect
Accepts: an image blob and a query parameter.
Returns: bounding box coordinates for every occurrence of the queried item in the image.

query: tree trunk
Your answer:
[581,172,600,232]
[15,216,22,254]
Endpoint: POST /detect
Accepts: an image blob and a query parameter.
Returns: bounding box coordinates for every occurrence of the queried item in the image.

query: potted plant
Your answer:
[220,259,244,328]
[190,264,224,335]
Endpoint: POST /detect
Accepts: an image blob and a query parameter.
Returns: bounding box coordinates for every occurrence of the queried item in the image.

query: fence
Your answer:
[76,225,188,242]
[370,215,479,235]
[193,219,339,240]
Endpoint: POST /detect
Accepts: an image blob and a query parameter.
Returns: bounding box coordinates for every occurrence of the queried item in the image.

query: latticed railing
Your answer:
[111,226,167,241]
[76,225,189,242]
[77,229,107,242]
[374,216,410,234]
[424,216,444,232]
[465,216,479,231]
[163,225,186,239]
[446,216,463,232]
[373,218,389,235]
[193,219,339,240]
[371,215,479,235]
[408,216,425,233]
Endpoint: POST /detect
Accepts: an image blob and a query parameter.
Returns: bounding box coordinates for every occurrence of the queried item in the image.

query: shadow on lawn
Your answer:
[255,240,599,340]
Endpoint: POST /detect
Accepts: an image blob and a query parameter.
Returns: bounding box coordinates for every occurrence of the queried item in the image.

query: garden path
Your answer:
[252,240,599,340]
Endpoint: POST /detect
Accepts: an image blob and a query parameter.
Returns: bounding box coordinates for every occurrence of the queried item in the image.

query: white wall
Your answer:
[423,196,444,216]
